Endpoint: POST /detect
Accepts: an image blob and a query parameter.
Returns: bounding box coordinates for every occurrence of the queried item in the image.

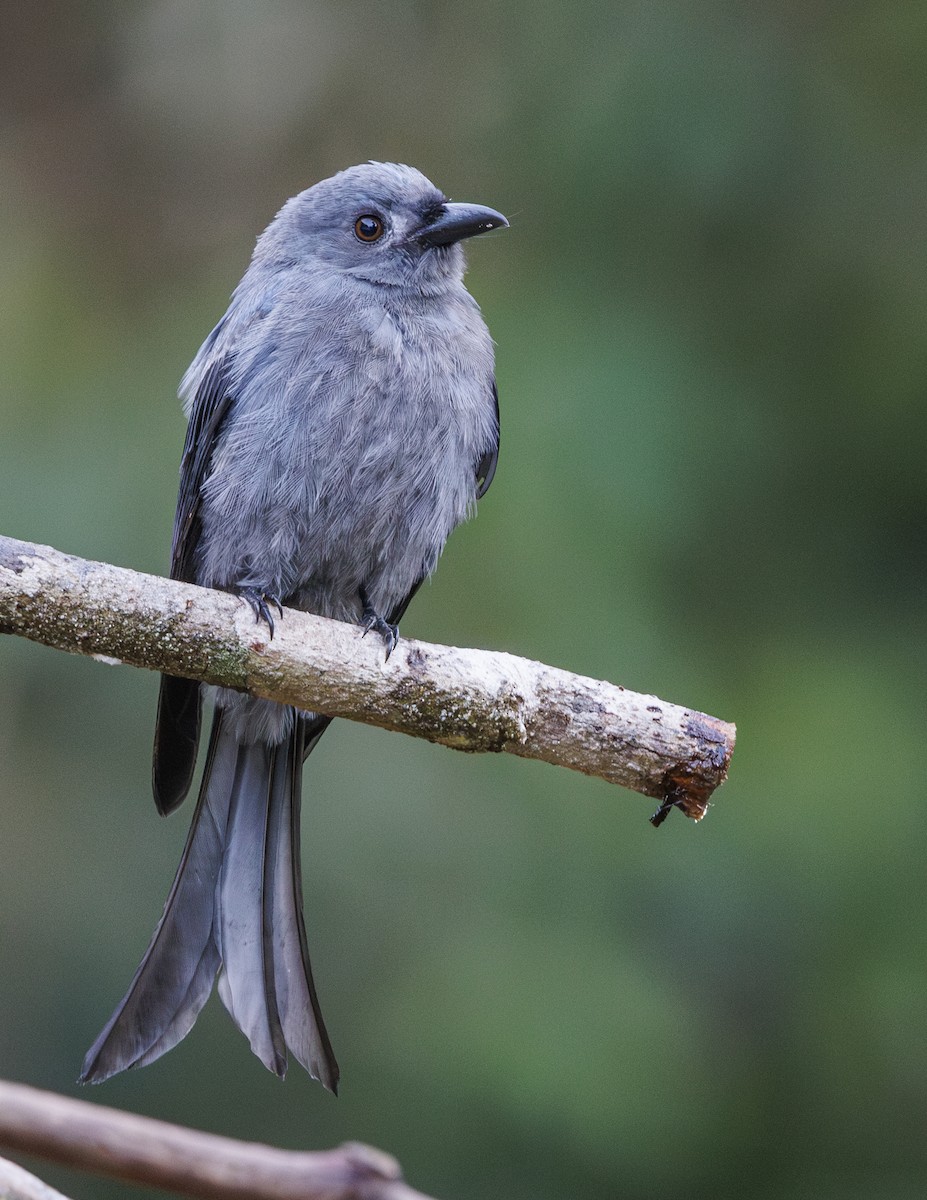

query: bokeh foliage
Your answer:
[1,3,926,1198]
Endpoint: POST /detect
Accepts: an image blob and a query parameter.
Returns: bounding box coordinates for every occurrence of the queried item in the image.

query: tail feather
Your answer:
[81,709,339,1092]
[215,741,287,1076]
[268,720,339,1091]
[79,714,235,1083]
[131,940,221,1069]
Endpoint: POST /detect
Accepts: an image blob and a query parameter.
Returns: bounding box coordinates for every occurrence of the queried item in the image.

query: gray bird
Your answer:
[80,162,507,1092]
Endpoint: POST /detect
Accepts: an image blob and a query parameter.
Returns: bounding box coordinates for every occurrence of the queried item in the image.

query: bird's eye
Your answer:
[354,215,384,242]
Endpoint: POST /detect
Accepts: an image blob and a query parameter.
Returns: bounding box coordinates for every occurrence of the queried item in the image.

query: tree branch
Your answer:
[0,1153,73,1200]
[0,535,734,819]
[0,1080,433,1200]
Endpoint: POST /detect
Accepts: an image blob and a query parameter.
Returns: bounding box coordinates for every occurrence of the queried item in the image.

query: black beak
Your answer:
[414,202,509,248]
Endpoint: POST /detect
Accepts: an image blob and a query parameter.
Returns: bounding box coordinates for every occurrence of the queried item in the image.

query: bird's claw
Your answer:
[240,588,284,638]
[360,607,399,658]
[361,613,399,658]
[358,584,399,657]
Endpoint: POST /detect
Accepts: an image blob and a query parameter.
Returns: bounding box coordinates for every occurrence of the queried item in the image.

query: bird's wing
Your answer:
[170,354,236,583]
[153,354,235,815]
[475,379,500,499]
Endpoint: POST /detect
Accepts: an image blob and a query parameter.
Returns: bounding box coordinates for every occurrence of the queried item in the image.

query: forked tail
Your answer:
[80,711,338,1092]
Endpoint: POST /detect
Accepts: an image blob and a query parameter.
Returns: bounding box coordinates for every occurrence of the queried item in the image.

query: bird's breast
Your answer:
[196,290,494,622]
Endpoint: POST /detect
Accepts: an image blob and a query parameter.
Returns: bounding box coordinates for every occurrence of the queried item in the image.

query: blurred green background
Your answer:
[1,3,925,1198]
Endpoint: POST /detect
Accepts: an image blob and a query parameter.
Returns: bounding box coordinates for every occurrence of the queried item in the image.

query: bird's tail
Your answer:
[79,711,338,1092]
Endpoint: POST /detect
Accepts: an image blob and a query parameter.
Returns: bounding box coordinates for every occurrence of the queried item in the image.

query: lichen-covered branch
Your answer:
[0,1080,433,1200]
[0,535,735,819]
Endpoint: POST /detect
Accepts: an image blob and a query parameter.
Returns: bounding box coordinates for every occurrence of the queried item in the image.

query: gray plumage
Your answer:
[80,163,506,1091]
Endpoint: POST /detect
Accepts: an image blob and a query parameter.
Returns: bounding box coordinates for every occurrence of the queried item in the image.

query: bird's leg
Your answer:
[359,585,399,658]
[239,587,285,638]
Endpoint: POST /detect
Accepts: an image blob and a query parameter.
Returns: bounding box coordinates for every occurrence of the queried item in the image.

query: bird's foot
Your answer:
[362,609,399,657]
[240,587,284,638]
[359,588,399,658]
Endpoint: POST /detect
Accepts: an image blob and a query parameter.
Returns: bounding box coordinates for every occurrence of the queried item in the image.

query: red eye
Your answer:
[354,215,384,242]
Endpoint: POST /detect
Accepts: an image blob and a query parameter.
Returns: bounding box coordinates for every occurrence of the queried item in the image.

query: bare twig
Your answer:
[0,535,734,818]
[0,1080,434,1200]
[0,1154,72,1200]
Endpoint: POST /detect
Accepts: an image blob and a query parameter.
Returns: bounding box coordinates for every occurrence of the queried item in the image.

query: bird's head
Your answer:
[265,162,507,292]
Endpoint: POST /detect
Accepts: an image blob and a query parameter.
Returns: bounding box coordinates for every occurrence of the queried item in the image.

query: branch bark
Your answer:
[0,1080,433,1200]
[0,1153,72,1200]
[0,535,734,819]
